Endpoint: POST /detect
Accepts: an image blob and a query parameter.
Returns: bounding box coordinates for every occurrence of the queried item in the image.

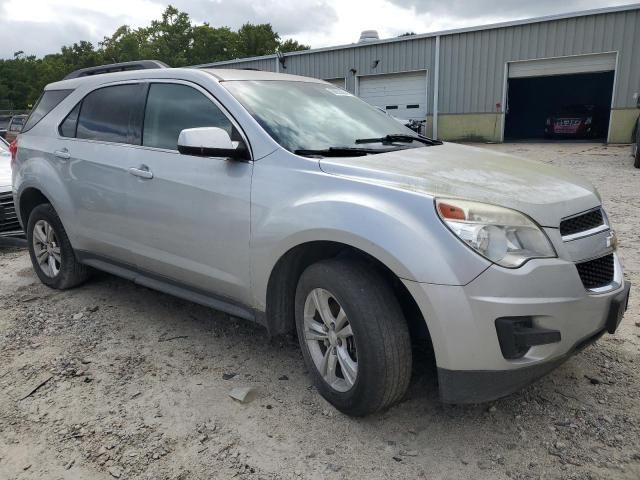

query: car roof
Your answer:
[198,68,325,83]
[45,67,326,91]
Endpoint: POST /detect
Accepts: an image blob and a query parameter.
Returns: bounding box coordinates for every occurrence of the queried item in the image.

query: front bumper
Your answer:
[0,187,23,238]
[403,255,630,403]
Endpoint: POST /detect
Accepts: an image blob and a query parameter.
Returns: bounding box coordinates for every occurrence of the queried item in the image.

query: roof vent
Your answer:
[358,30,380,43]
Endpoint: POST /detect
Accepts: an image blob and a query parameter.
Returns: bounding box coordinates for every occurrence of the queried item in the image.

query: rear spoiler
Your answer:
[63,60,170,80]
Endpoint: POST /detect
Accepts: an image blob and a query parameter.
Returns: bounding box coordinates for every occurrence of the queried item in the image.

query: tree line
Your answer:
[0,5,309,110]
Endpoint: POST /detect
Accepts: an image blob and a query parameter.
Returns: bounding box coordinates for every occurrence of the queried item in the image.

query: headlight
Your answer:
[435,198,556,268]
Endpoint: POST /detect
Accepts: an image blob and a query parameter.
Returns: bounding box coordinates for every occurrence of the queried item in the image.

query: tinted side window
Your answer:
[59,103,81,138]
[143,83,233,150]
[77,84,145,144]
[22,89,73,132]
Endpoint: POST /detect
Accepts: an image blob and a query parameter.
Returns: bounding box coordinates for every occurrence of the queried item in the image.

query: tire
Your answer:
[27,204,90,289]
[295,258,412,416]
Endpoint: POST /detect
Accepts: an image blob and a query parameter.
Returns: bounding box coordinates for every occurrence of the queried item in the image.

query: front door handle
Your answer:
[53,149,71,160]
[128,165,153,180]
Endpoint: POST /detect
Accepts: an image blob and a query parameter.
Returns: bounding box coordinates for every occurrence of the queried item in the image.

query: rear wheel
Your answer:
[27,204,90,289]
[295,259,412,416]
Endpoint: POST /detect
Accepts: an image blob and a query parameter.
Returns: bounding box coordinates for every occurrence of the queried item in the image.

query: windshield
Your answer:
[223,80,430,153]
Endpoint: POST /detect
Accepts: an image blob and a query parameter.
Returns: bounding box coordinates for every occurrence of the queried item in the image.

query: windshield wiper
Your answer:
[294,146,384,157]
[355,134,441,146]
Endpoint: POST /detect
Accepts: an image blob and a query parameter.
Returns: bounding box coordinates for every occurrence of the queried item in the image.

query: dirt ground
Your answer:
[1,142,639,480]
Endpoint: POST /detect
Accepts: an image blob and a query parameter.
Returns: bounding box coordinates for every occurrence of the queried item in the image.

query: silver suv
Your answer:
[11,64,630,416]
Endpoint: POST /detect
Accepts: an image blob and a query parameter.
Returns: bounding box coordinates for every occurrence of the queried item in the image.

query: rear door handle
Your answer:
[128,165,153,179]
[54,149,71,160]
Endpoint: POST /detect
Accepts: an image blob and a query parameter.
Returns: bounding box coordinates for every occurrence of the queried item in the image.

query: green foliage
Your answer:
[279,39,311,53]
[0,4,310,109]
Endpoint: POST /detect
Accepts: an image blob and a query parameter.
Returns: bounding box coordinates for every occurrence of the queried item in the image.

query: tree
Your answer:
[140,5,193,66]
[100,26,144,63]
[0,5,311,109]
[237,23,280,57]
[279,39,310,53]
[189,25,238,64]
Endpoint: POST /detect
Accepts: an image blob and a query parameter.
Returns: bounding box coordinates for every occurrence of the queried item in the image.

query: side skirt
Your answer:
[75,250,263,325]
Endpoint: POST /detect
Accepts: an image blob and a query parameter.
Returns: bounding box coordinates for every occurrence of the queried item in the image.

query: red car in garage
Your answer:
[545,104,608,139]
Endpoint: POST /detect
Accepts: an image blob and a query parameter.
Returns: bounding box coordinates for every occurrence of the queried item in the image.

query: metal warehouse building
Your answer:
[199,4,640,144]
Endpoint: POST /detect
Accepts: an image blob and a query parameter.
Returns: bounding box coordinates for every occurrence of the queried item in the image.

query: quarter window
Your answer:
[59,103,80,138]
[142,83,233,150]
[76,84,145,144]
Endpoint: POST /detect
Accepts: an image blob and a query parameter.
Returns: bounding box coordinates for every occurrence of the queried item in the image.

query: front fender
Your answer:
[250,155,490,310]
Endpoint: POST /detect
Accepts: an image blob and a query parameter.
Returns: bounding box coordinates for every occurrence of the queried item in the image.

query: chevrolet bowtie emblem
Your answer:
[606,231,618,250]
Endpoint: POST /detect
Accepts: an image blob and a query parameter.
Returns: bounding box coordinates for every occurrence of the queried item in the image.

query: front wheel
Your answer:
[27,204,90,289]
[295,259,412,416]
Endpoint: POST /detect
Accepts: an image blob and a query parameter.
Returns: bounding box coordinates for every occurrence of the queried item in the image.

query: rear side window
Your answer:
[22,89,73,132]
[142,83,233,150]
[59,103,80,138]
[76,84,146,144]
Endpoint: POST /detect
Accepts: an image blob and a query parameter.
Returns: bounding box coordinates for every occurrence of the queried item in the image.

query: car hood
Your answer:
[318,142,600,227]
[0,152,11,188]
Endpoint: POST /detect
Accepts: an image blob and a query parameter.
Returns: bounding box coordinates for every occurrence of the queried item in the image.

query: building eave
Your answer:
[195,3,640,68]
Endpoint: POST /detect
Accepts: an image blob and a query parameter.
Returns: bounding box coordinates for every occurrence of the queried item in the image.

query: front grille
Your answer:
[576,254,614,289]
[560,209,604,237]
[0,192,21,234]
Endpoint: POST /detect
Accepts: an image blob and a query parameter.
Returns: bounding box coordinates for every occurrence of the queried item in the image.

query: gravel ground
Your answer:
[1,142,639,480]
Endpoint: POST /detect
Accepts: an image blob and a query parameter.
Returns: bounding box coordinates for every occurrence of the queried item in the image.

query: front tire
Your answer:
[295,259,412,416]
[27,204,90,289]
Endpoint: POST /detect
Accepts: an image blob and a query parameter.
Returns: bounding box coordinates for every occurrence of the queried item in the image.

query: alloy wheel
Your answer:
[32,219,61,277]
[303,288,358,392]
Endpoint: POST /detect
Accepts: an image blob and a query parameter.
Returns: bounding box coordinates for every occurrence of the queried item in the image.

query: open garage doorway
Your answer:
[504,53,616,142]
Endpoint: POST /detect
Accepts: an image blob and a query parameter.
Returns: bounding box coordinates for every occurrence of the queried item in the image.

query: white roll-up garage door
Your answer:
[509,52,616,78]
[358,71,428,120]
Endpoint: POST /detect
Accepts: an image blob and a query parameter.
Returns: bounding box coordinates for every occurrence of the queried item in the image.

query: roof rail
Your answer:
[63,60,170,80]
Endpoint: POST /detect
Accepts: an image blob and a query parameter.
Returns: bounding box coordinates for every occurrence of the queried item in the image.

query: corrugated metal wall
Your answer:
[206,57,277,72]
[439,8,640,113]
[283,38,436,112]
[203,7,640,114]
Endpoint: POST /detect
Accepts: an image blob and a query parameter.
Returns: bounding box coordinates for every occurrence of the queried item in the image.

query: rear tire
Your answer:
[295,259,412,416]
[27,204,90,289]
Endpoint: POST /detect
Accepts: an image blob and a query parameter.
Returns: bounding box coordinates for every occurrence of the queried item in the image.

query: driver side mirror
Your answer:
[177,127,249,160]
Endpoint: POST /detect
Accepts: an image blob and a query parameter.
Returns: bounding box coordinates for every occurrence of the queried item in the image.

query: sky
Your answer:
[0,0,637,59]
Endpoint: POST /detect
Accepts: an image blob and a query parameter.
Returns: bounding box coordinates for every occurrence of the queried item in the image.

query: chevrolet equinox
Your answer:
[11,64,630,416]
